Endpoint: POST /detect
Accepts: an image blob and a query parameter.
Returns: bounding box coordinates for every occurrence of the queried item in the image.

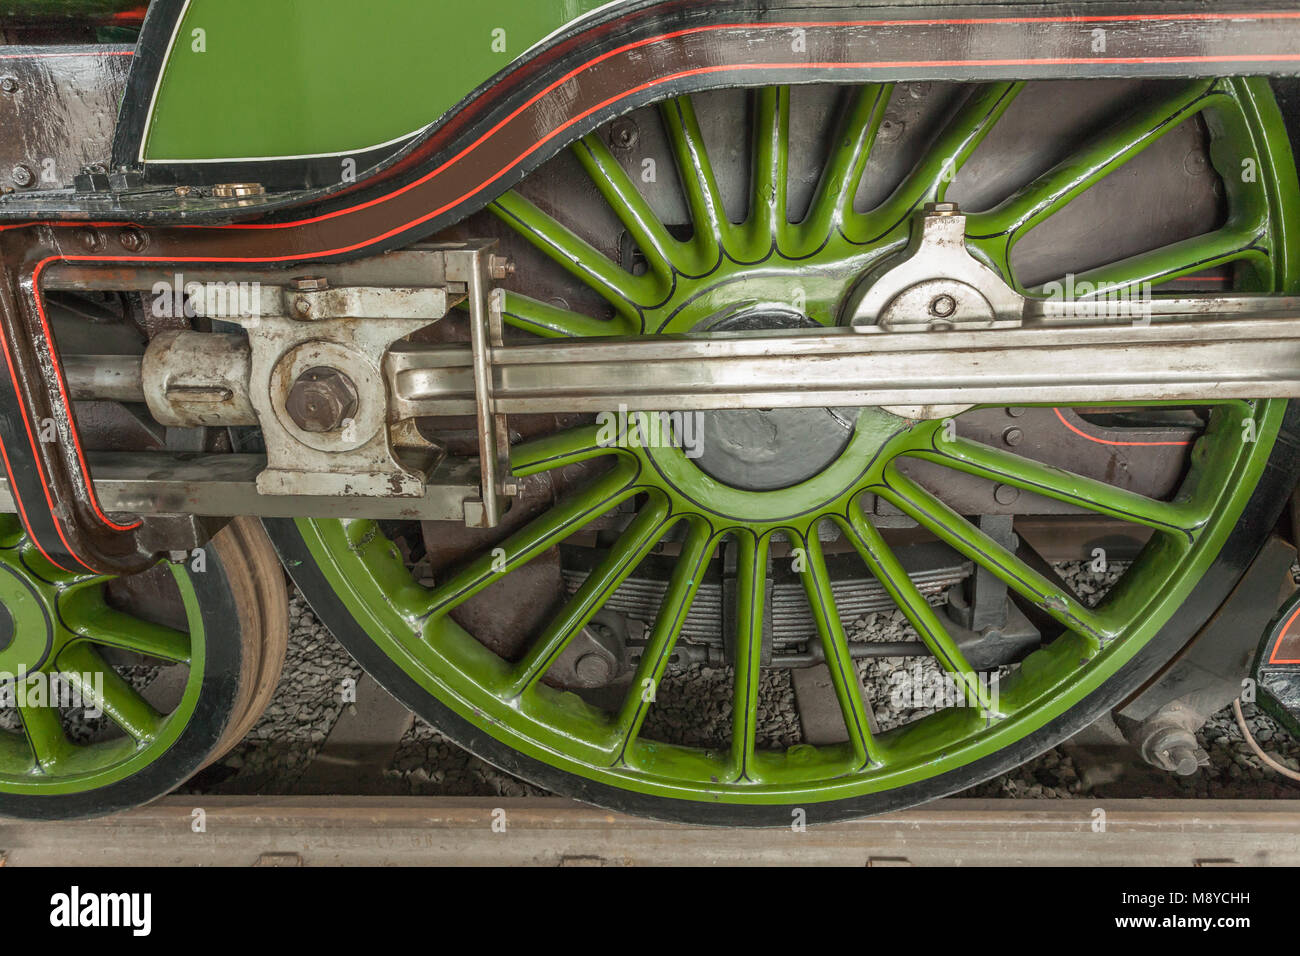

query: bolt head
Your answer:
[0,76,18,94]
[10,165,33,188]
[118,227,147,252]
[608,118,639,150]
[1002,426,1024,446]
[574,653,613,686]
[292,276,328,292]
[993,483,1020,506]
[285,367,359,433]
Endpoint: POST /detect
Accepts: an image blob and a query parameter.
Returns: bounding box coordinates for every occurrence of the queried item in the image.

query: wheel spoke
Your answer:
[851,82,1023,244]
[794,84,892,253]
[729,532,769,779]
[797,530,880,766]
[839,502,993,712]
[744,86,790,255]
[509,495,673,694]
[59,590,191,663]
[660,95,732,262]
[502,291,637,338]
[911,434,1202,538]
[1031,224,1267,295]
[510,424,616,476]
[878,467,1112,642]
[491,189,655,320]
[423,462,640,620]
[57,642,164,742]
[17,698,73,772]
[612,520,717,761]
[967,80,1222,243]
[572,133,688,280]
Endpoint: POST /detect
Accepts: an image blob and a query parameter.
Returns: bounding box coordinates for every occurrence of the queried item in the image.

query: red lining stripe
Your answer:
[1270,602,1300,664]
[29,261,138,534]
[1053,407,1194,447]
[0,301,82,572]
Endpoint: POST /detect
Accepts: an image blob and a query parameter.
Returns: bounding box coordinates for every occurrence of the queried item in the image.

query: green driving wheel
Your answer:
[269,76,1300,824]
[0,517,287,819]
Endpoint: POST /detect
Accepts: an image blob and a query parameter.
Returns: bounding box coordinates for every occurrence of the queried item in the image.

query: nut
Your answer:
[292,276,329,292]
[76,228,103,252]
[928,293,957,318]
[285,367,359,433]
[924,201,960,216]
[118,227,148,252]
[488,254,515,280]
[608,117,639,150]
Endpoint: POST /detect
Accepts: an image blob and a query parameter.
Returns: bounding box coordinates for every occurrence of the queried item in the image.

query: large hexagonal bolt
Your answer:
[285,366,359,433]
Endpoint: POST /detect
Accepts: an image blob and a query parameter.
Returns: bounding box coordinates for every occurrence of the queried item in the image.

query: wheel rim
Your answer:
[0,515,206,794]
[292,76,1299,805]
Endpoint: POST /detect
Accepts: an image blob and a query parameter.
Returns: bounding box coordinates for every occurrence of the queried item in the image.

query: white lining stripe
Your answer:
[137,0,191,163]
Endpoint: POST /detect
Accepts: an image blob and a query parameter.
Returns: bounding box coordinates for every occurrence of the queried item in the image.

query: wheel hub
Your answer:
[0,550,56,675]
[693,309,862,491]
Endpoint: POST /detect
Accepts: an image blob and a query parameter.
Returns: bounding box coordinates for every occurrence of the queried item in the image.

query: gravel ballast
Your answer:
[187,578,1299,802]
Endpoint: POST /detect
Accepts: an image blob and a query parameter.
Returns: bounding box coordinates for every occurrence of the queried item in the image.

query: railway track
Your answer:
[2,797,1296,867]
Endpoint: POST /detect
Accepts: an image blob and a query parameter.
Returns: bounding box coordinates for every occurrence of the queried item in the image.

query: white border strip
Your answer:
[137,0,191,163]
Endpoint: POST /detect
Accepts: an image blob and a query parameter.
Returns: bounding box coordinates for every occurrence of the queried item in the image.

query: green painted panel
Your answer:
[142,0,614,162]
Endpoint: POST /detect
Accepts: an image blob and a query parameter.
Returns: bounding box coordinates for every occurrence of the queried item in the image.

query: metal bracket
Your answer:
[451,245,516,528]
[174,241,516,525]
[847,203,1025,333]
[189,276,441,499]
